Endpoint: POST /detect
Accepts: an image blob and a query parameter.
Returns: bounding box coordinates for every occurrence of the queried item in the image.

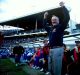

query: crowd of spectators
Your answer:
[1,38,80,75]
[2,29,45,36]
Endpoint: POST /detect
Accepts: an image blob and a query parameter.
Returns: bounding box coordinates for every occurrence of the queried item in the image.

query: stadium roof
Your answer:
[0,7,69,30]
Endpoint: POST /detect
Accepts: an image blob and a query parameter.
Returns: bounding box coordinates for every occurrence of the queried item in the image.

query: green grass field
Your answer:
[0,58,27,75]
[0,58,45,75]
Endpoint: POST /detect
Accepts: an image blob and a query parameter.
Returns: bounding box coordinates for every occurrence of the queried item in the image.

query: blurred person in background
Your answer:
[68,40,80,75]
[13,42,24,66]
[41,39,50,74]
[62,44,73,75]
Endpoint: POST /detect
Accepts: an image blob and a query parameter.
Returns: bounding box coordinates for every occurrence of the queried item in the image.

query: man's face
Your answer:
[51,16,59,26]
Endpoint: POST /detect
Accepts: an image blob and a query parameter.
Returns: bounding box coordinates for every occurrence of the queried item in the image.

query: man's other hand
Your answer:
[44,12,48,19]
[59,1,65,7]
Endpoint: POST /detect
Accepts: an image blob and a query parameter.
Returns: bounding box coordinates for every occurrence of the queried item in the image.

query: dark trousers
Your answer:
[15,55,21,63]
[43,56,48,72]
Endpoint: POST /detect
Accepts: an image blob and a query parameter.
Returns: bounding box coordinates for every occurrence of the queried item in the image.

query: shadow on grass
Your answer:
[0,58,46,75]
[0,58,28,75]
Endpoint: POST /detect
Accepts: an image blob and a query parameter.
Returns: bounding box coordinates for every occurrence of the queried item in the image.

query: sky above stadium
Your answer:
[0,0,80,24]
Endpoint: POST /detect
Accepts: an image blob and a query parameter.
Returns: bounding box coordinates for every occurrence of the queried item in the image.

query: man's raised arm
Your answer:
[59,2,70,29]
[43,12,51,33]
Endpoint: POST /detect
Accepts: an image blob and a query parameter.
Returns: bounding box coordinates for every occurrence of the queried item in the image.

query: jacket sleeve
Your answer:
[60,6,70,29]
[43,19,51,33]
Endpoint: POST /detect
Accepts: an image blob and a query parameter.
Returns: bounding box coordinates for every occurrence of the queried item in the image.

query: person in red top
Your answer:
[71,40,80,62]
[43,40,49,56]
[68,40,80,75]
[62,44,73,75]
[31,47,41,69]
[40,39,50,74]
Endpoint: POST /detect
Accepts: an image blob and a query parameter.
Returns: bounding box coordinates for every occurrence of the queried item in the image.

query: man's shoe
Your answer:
[40,68,44,72]
[45,72,50,75]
